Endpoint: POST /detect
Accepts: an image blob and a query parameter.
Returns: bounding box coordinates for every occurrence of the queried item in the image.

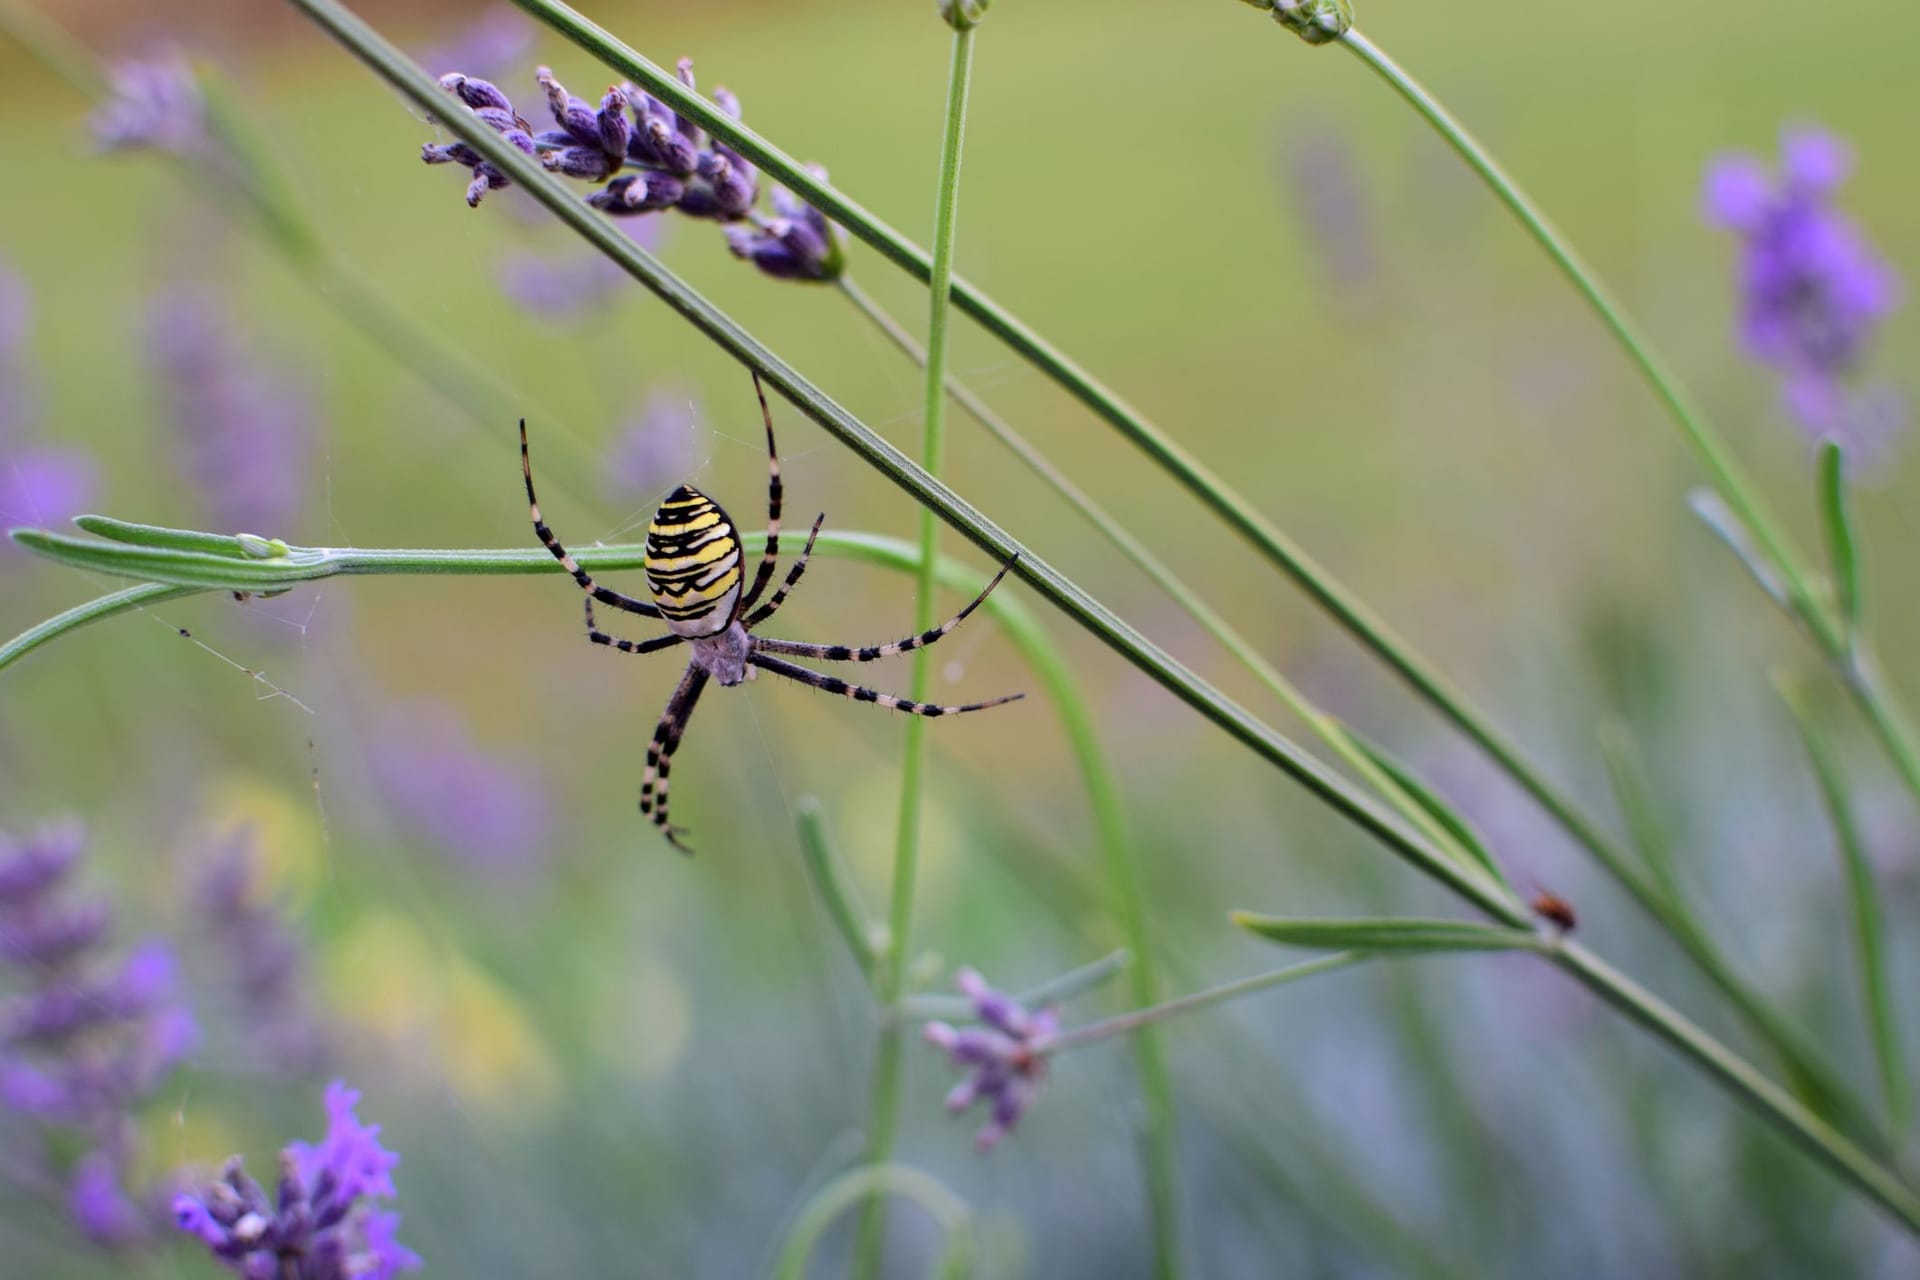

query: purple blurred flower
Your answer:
[1281,126,1378,302]
[192,831,329,1073]
[416,6,533,87]
[0,821,198,1248]
[0,447,98,545]
[0,257,33,442]
[605,388,699,503]
[91,52,208,154]
[496,218,662,323]
[1704,125,1903,461]
[922,967,1057,1151]
[144,287,313,536]
[369,701,551,875]
[173,1079,422,1279]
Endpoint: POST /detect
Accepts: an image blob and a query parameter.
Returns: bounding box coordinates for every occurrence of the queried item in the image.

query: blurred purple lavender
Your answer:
[605,387,700,505]
[0,258,99,549]
[144,287,314,536]
[1704,126,1904,466]
[0,820,198,1248]
[174,1079,422,1279]
[922,967,1057,1151]
[91,52,209,155]
[496,217,664,322]
[416,6,534,88]
[1280,125,1379,304]
[368,701,552,877]
[422,60,844,281]
[191,830,329,1074]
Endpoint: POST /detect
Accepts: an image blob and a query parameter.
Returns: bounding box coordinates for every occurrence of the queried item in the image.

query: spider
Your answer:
[519,374,1024,852]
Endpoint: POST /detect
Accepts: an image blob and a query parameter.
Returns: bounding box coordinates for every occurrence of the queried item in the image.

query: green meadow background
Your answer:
[2,0,1917,1274]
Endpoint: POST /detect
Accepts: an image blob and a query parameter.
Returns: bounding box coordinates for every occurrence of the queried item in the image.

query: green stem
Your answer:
[0,582,199,672]
[18,515,1920,1230]
[1555,941,1920,1233]
[1335,28,1836,652]
[1780,681,1909,1135]
[858,28,976,1279]
[1038,954,1368,1055]
[506,0,1834,1090]
[835,275,1507,902]
[774,1164,973,1280]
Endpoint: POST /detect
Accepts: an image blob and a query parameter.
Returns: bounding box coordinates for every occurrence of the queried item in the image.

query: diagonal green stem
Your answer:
[858,28,977,1279]
[16,511,1920,1231]
[1333,28,1835,649]
[503,0,1846,1102]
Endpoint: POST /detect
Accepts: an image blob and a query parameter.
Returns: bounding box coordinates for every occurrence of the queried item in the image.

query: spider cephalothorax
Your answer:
[520,374,1022,852]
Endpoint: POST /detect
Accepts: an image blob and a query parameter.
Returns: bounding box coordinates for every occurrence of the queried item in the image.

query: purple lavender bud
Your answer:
[177,1080,419,1276]
[536,66,602,149]
[712,86,744,121]
[91,53,207,154]
[597,85,633,160]
[438,72,513,114]
[672,58,702,141]
[696,149,758,219]
[543,145,620,182]
[629,113,698,176]
[922,968,1054,1151]
[587,172,685,216]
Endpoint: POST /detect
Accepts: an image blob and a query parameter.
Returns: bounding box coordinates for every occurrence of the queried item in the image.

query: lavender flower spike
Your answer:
[725,171,846,283]
[1704,125,1903,461]
[91,52,209,154]
[423,73,536,207]
[922,967,1058,1151]
[174,1080,421,1279]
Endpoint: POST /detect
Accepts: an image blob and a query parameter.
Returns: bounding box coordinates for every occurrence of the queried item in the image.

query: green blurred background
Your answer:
[1,0,1917,1274]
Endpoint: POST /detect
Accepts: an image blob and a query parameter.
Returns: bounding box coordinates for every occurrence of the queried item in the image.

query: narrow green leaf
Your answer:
[1230,914,1540,955]
[1596,721,1687,916]
[1779,678,1908,1133]
[1349,734,1507,889]
[794,797,877,980]
[0,583,205,673]
[1817,439,1862,640]
[10,528,304,589]
[74,514,273,557]
[773,1164,974,1280]
[1687,488,1790,610]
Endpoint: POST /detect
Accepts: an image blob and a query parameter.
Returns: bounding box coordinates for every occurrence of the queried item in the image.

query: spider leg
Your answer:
[743,513,825,629]
[640,665,711,854]
[584,599,686,656]
[520,418,661,617]
[738,373,784,613]
[749,652,1022,717]
[754,555,1017,662]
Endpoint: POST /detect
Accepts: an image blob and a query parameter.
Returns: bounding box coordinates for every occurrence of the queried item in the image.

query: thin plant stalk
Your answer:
[774,1164,973,1280]
[83,0,1920,1229]
[1780,682,1909,1134]
[857,26,979,1279]
[500,0,1843,1102]
[16,511,1920,1231]
[1337,24,1920,882]
[1038,953,1369,1055]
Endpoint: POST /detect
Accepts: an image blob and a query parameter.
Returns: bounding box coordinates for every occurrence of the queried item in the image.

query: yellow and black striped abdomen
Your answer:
[645,484,745,637]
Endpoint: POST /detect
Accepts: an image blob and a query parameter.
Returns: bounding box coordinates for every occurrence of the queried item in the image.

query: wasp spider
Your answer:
[520,375,1024,852]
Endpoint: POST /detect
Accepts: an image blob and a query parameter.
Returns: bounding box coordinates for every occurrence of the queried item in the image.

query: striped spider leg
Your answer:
[522,374,1023,853]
